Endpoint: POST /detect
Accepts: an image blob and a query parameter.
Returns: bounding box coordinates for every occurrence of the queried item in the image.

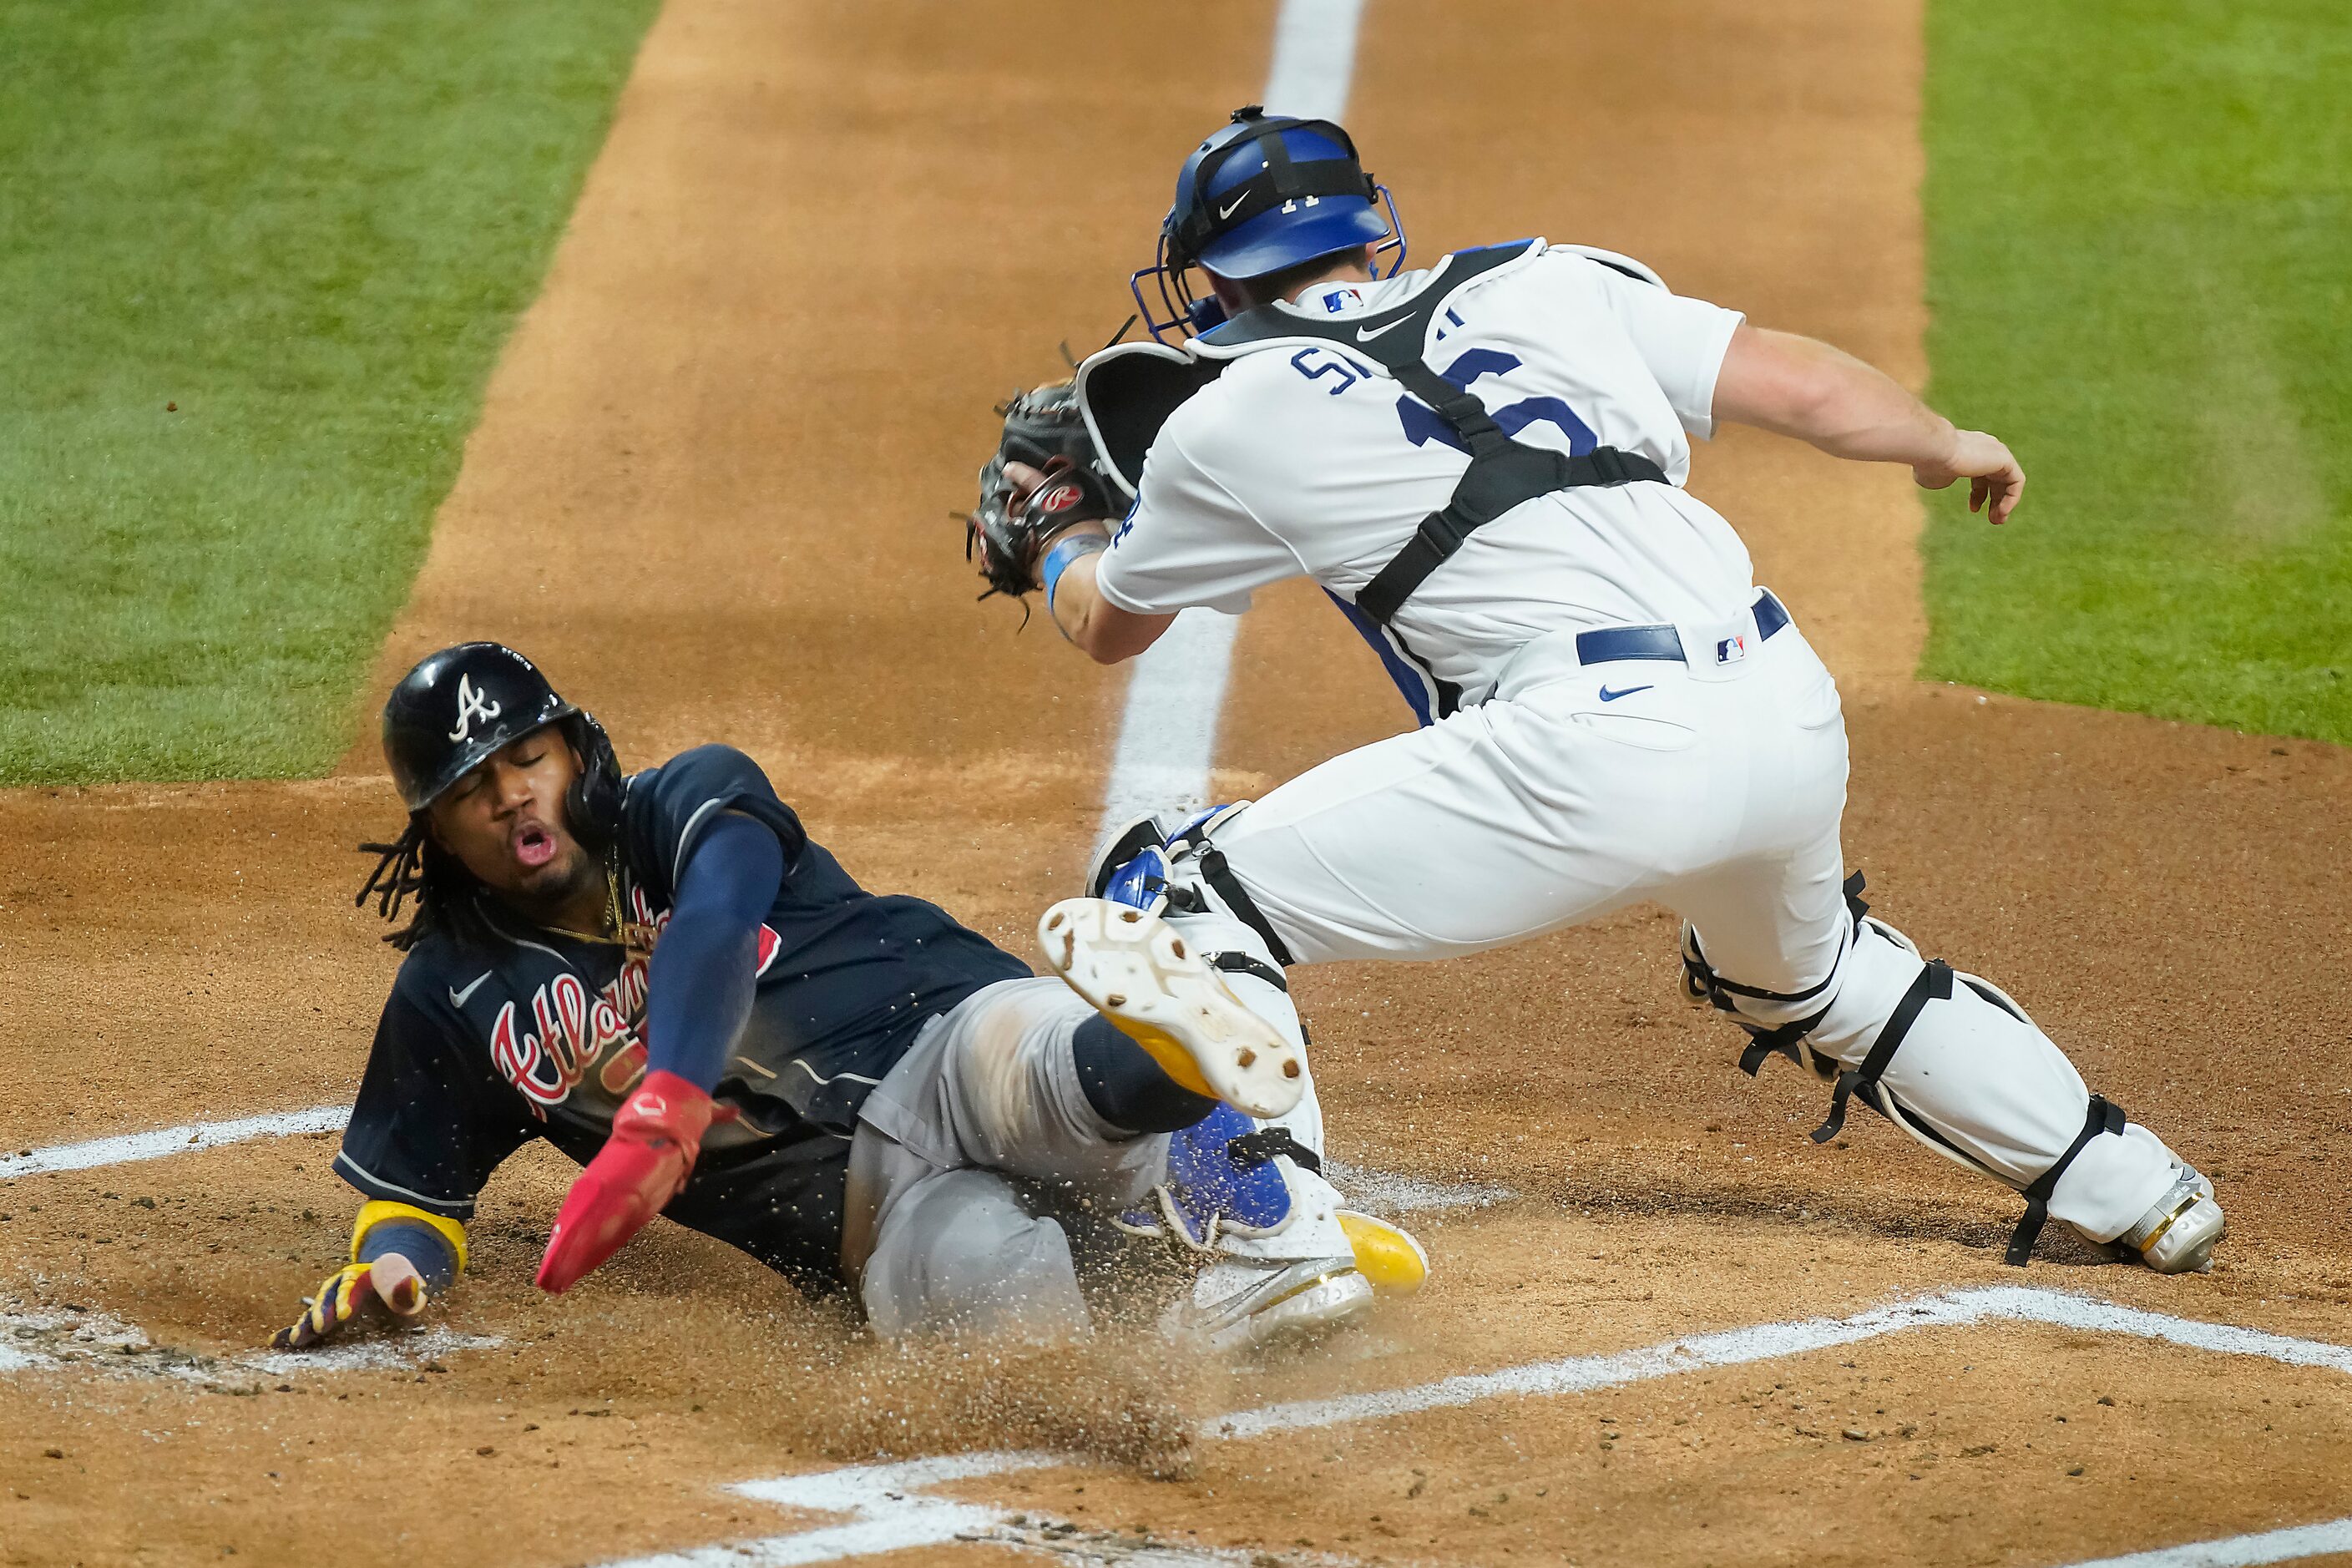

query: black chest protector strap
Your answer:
[1206,240,1668,628]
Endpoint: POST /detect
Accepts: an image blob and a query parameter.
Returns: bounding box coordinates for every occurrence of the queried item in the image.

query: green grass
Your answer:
[1922,0,2352,741]
[0,0,659,784]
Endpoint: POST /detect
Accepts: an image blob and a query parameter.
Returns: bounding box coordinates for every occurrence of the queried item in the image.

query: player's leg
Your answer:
[1086,817,1428,1321]
[1174,615,1834,969]
[1188,699,1659,964]
[1667,680,2223,1272]
[843,983,1180,1340]
[906,960,1390,1346]
[855,972,1289,1238]
[858,976,1185,1200]
[852,1147,1094,1343]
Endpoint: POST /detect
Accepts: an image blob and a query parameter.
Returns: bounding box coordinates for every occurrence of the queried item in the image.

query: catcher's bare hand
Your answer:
[1914,429,2024,525]
[271,1253,428,1349]
[966,382,1118,599]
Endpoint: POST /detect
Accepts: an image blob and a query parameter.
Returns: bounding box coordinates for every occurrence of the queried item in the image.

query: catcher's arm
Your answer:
[1712,323,2024,524]
[271,1200,466,1349]
[1000,463,1171,663]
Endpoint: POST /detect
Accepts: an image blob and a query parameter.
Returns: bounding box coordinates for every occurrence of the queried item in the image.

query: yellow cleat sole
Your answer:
[1338,1209,1429,1296]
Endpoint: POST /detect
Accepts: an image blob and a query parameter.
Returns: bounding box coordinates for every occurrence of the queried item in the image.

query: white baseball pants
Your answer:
[1209,600,2182,1242]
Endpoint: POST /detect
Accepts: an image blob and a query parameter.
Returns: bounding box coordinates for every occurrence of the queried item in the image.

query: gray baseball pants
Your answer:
[842,977,1168,1339]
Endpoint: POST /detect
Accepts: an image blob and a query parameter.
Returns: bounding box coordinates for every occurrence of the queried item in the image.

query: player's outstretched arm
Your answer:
[271,1201,464,1349]
[1712,323,2025,524]
[536,809,778,1293]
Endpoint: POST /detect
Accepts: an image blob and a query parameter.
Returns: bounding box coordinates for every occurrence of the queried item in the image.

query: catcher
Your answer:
[276,641,1425,1352]
[962,109,2223,1276]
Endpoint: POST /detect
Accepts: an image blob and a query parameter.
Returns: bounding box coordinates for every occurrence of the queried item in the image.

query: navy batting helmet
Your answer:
[380,642,621,834]
[1132,106,1405,340]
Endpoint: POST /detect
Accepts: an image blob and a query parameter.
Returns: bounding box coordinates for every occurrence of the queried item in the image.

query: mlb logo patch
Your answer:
[1714,632,1749,665]
[1318,285,1364,313]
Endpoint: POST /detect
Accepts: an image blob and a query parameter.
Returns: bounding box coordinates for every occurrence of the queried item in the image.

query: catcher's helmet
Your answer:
[1132,106,1405,341]
[381,643,622,841]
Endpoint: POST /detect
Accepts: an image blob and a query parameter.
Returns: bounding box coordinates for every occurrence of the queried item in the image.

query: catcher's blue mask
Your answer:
[1131,105,1407,342]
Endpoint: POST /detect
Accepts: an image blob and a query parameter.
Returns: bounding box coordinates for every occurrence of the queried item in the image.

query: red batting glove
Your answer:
[536,1070,714,1293]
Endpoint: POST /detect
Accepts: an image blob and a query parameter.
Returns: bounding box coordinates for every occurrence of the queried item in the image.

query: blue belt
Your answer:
[1573,589,1789,667]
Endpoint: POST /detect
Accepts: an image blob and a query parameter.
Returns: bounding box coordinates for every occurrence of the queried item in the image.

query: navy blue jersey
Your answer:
[334,745,1030,1280]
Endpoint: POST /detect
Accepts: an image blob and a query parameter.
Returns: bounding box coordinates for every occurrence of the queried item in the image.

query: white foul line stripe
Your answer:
[1262,0,1368,120]
[1978,1284,2352,1377]
[1211,1282,2352,1439]
[607,1454,1061,1568]
[0,1104,1496,1217]
[599,1287,2352,1567]
[1213,1287,1982,1439]
[1090,0,1365,850]
[1095,608,1242,845]
[0,1105,350,1181]
[2057,1518,2352,1568]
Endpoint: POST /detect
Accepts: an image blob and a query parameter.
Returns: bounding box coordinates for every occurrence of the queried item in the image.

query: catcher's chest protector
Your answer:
[1196,240,1668,626]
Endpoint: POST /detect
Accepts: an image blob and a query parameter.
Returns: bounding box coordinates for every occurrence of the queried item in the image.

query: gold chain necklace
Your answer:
[538,861,656,961]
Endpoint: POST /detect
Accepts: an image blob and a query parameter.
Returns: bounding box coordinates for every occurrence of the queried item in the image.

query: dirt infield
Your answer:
[5,2,2350,1565]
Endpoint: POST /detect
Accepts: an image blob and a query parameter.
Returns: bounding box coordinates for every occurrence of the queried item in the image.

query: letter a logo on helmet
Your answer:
[382,642,587,813]
[447,675,503,743]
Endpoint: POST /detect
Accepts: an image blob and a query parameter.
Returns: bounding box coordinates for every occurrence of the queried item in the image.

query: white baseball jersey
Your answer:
[1093,240,1753,716]
[1090,242,2193,1254]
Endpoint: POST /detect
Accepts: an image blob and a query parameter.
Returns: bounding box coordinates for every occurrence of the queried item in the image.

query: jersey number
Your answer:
[1394,348,1595,455]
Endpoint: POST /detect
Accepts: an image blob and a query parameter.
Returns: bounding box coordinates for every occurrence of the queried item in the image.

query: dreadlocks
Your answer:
[354,818,504,953]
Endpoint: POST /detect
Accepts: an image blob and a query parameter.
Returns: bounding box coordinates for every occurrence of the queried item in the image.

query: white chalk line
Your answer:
[0,1106,1495,1222]
[613,1451,1344,1568]
[1212,1282,2352,1439]
[599,1285,2352,1568]
[1095,609,1242,846]
[2062,1518,2352,1568]
[0,1104,349,1181]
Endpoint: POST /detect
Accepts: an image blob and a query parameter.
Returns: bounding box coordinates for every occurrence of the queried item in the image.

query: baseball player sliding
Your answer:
[966,107,2225,1273]
[275,641,1424,1352]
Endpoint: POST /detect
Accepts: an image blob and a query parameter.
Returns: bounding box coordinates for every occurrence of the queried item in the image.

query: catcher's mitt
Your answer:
[966,382,1119,600]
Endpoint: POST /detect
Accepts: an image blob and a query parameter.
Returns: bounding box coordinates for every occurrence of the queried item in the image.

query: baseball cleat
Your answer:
[1166,1257,1373,1351]
[1039,898,1305,1119]
[1115,1103,1298,1247]
[2117,1164,2226,1274]
[1338,1210,1429,1296]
